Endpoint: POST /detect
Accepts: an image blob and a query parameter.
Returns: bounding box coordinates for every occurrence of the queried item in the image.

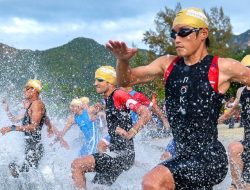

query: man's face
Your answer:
[171,25,205,57]
[23,86,36,99]
[70,104,81,114]
[94,78,109,94]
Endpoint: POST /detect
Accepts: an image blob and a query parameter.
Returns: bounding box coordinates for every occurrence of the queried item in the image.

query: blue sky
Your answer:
[0,0,249,50]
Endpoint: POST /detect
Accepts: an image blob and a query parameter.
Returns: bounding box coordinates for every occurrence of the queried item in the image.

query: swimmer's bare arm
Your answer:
[97,140,109,153]
[43,115,68,142]
[7,112,25,123]
[106,40,175,86]
[46,116,70,149]
[60,115,75,137]
[151,103,170,129]
[88,107,97,121]
[2,100,24,123]
[218,87,243,123]
[44,116,54,137]
[1,100,45,135]
[49,121,70,149]
[218,58,250,93]
[116,105,151,139]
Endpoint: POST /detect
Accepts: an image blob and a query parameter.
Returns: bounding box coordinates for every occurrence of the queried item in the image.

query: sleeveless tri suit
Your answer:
[74,109,99,156]
[9,102,46,176]
[101,89,152,144]
[162,55,228,189]
[92,89,137,185]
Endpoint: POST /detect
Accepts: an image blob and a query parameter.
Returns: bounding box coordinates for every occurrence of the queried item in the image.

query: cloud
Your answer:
[0,1,248,50]
[0,17,58,34]
[0,13,155,50]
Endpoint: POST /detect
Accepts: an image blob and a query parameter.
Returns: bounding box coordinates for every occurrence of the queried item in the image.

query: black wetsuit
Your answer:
[239,87,250,182]
[162,55,228,189]
[92,90,135,185]
[9,103,46,176]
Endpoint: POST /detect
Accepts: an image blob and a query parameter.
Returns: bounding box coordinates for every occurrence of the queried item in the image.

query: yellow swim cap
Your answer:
[173,7,208,28]
[95,66,116,85]
[70,99,82,107]
[80,97,90,105]
[241,55,250,67]
[25,79,43,93]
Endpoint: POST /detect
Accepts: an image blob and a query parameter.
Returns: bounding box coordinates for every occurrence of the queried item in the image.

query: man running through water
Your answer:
[71,66,151,189]
[218,55,250,190]
[106,7,250,189]
[99,86,170,150]
[0,79,47,178]
[2,98,69,149]
[58,98,99,156]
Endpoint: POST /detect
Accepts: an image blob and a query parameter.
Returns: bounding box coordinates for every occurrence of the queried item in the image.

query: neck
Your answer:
[29,95,39,102]
[76,109,83,115]
[104,86,115,98]
[183,45,208,66]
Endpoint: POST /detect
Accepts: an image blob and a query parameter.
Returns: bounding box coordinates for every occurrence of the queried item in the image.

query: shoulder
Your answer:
[218,57,240,65]
[218,57,250,83]
[153,55,179,73]
[31,100,45,110]
[134,91,149,100]
[113,89,130,98]
[113,89,132,103]
[218,57,242,73]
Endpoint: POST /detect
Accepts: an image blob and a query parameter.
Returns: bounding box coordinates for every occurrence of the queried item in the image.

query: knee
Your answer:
[142,166,175,190]
[142,176,159,190]
[142,173,160,190]
[71,158,82,172]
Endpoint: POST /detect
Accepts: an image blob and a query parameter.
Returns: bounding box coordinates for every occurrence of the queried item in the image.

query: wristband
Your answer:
[11,125,16,131]
[130,128,138,135]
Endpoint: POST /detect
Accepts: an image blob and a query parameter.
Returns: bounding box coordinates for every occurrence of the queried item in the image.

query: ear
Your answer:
[200,28,209,41]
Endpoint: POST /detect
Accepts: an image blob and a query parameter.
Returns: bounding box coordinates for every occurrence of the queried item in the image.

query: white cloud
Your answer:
[0,13,155,50]
[0,17,58,34]
[101,21,119,30]
[85,13,155,47]
[0,1,248,50]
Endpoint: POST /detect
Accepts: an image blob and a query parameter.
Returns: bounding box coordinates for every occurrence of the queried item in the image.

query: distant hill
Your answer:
[38,37,117,107]
[0,29,249,114]
[231,29,250,49]
[0,38,117,114]
[0,37,148,115]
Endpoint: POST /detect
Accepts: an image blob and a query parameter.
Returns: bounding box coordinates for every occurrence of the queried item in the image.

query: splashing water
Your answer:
[0,103,236,189]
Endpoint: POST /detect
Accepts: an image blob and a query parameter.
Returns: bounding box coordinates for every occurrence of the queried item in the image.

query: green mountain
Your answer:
[0,37,149,115]
[39,37,117,100]
[0,37,116,114]
[2,30,248,115]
